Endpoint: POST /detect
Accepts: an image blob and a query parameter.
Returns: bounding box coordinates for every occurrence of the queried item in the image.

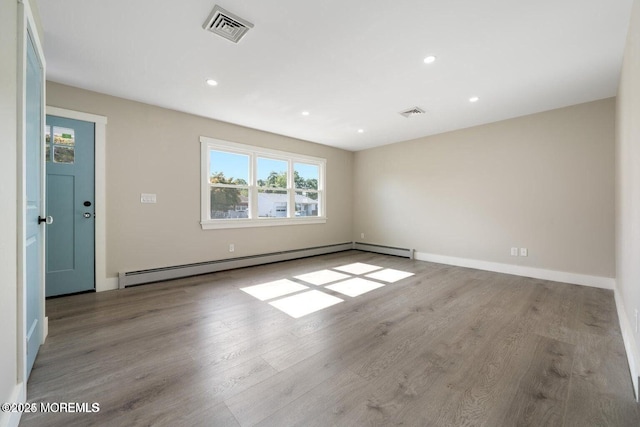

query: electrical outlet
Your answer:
[510,247,519,256]
[520,248,528,257]
[361,233,365,239]
[229,243,235,253]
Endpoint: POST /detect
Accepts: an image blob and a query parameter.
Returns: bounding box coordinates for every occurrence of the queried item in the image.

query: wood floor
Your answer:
[21,251,639,426]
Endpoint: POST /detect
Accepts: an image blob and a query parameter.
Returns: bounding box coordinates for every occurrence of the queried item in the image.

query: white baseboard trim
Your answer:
[414,251,615,289]
[3,381,25,427]
[614,288,640,401]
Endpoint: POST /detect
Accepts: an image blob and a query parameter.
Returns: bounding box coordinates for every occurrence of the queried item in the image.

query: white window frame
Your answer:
[200,137,326,229]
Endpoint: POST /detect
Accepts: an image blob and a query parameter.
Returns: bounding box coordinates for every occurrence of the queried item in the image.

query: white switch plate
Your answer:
[361,233,365,239]
[141,193,157,203]
[520,248,528,257]
[510,247,519,256]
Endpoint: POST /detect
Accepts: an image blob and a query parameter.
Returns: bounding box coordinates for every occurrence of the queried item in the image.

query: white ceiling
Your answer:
[36,0,633,151]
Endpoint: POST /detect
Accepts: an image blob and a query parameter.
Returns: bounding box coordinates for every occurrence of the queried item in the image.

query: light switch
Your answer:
[141,193,157,204]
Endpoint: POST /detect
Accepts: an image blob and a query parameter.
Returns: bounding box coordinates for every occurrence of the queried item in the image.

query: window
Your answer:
[46,125,75,164]
[201,137,326,229]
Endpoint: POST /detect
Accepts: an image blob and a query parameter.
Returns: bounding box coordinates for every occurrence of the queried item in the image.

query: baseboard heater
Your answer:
[353,242,414,259]
[118,242,353,289]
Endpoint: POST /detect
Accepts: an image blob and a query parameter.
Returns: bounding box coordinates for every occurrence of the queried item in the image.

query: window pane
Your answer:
[296,191,319,217]
[53,146,74,164]
[210,150,249,184]
[258,189,288,218]
[52,126,75,146]
[210,187,248,219]
[257,157,287,188]
[294,163,319,190]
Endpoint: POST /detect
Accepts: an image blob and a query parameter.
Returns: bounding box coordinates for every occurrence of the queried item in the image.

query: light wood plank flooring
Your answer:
[21,251,639,426]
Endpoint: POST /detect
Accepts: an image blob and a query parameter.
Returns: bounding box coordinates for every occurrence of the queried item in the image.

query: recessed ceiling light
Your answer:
[206,79,218,86]
[357,129,364,133]
[469,96,479,103]
[423,55,436,64]
[302,111,310,116]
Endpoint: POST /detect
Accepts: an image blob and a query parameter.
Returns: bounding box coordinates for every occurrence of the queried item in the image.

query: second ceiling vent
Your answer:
[399,107,426,118]
[203,5,254,43]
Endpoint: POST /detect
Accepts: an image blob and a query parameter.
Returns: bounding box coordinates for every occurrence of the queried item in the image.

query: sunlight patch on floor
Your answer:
[269,290,344,318]
[333,262,382,275]
[294,269,350,286]
[240,279,308,301]
[325,278,385,297]
[366,268,415,283]
[241,262,415,318]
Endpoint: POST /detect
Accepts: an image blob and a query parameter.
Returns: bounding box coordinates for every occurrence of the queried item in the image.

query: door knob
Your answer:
[38,216,53,225]
[83,212,92,218]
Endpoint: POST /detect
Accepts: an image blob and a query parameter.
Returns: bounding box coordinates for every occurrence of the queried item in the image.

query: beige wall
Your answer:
[354,98,615,278]
[0,0,19,423]
[616,0,640,392]
[46,82,353,278]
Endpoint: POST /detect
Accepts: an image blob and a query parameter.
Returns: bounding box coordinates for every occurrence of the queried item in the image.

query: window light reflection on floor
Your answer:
[294,269,350,286]
[268,290,344,318]
[333,262,383,275]
[241,262,414,318]
[240,279,308,301]
[365,268,415,283]
[325,277,385,297]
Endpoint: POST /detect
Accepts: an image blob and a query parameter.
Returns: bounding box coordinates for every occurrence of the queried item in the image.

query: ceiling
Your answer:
[36,0,633,151]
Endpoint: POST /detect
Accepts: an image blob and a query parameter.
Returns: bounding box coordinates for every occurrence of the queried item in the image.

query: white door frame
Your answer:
[15,0,45,420]
[46,106,110,292]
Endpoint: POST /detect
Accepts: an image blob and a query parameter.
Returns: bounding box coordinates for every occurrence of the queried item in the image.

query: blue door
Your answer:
[45,115,95,296]
[25,31,44,376]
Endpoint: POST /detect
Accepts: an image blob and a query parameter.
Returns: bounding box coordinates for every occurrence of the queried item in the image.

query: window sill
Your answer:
[201,217,327,230]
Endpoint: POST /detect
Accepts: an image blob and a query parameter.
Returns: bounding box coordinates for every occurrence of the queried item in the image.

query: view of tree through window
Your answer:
[209,150,249,219]
[294,163,319,216]
[256,157,288,217]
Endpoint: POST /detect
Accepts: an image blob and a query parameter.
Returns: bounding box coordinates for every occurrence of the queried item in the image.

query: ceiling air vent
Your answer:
[399,107,426,118]
[203,5,254,43]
